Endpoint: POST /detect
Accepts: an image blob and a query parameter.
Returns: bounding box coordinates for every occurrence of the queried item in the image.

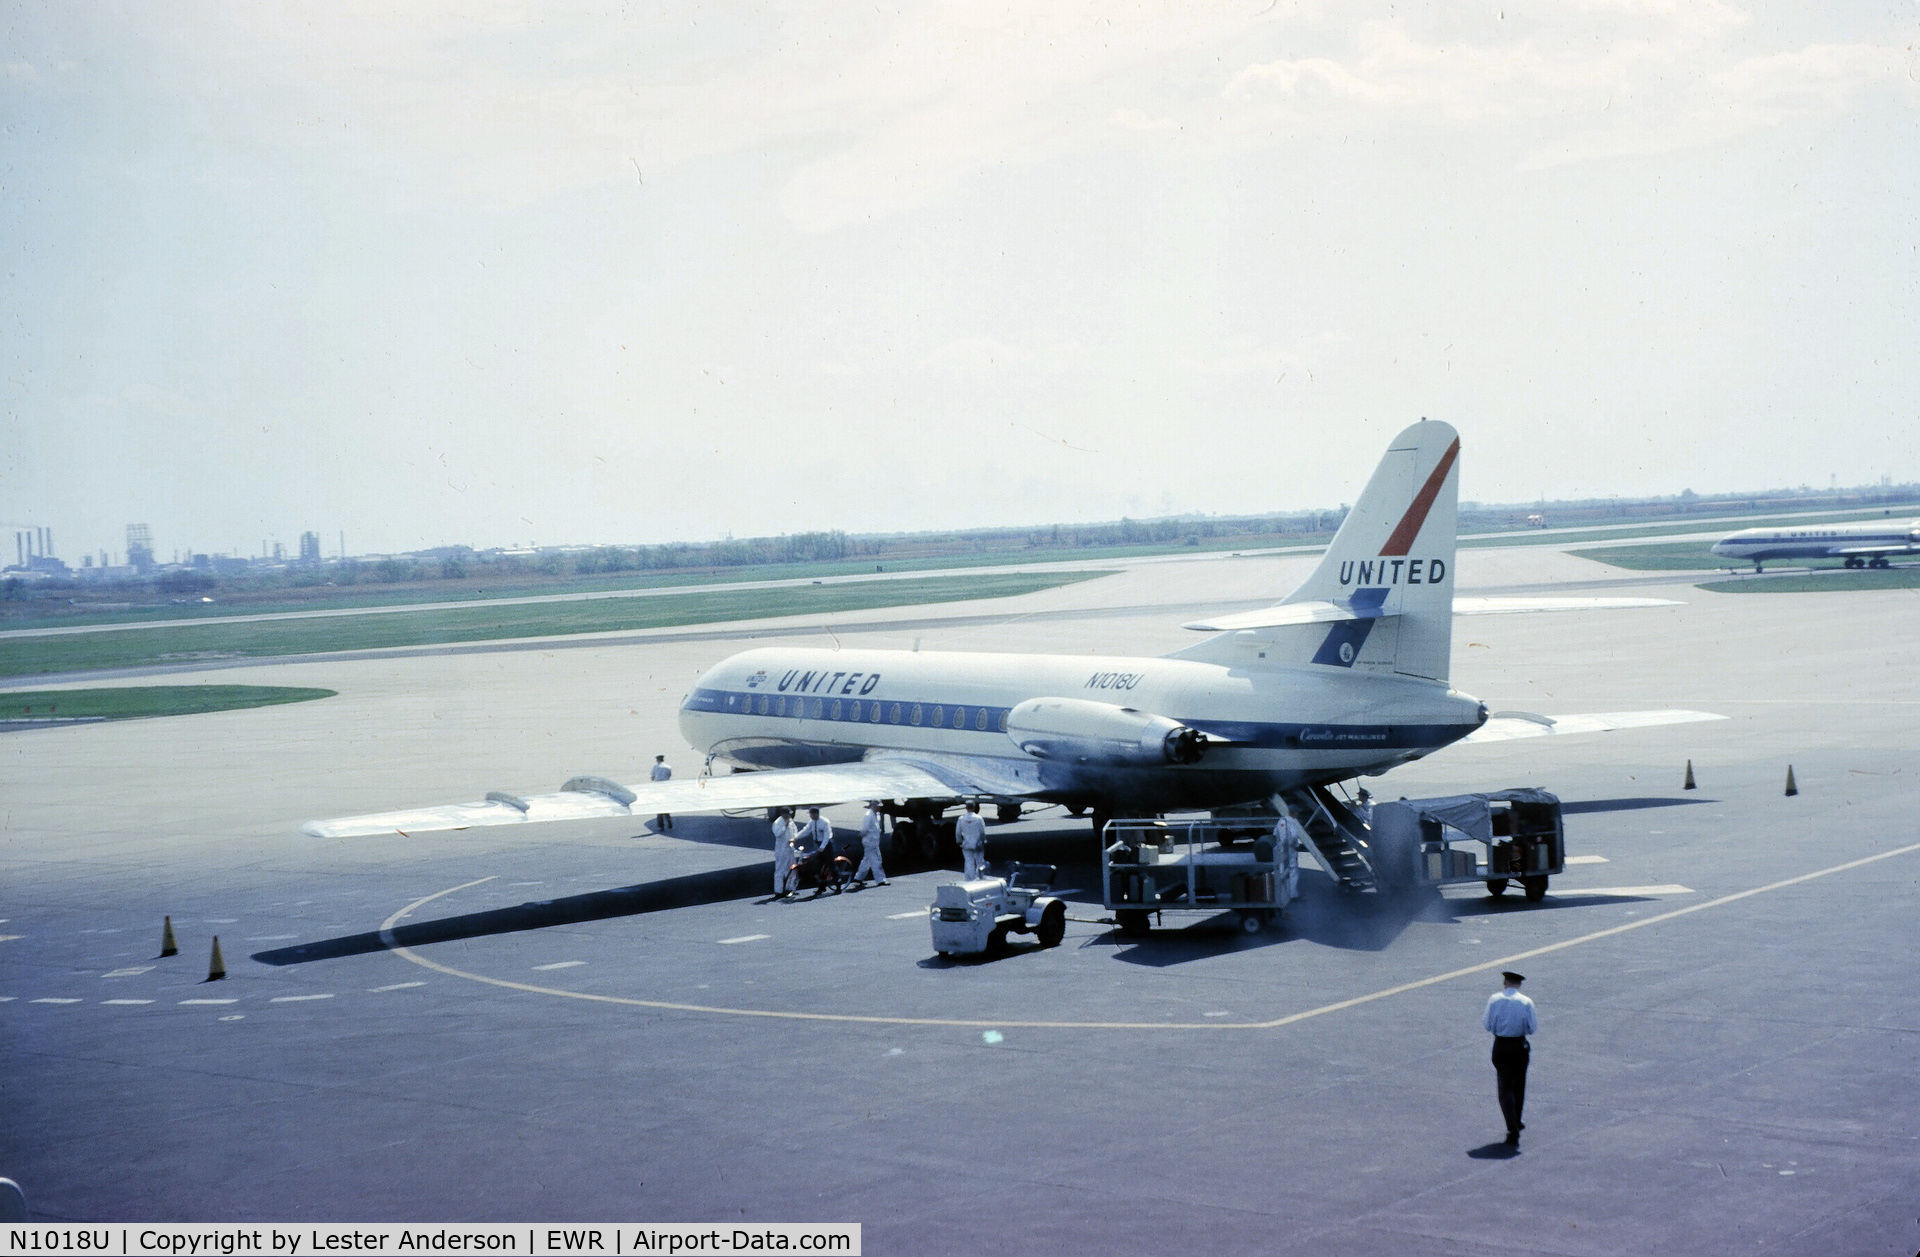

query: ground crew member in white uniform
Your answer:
[770,808,796,897]
[855,801,889,886]
[1274,809,1307,900]
[1483,971,1538,1146]
[956,801,988,881]
[650,755,672,830]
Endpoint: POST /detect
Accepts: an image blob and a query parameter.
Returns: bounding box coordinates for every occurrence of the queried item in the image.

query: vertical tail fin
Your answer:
[1287,418,1459,680]
[1173,419,1460,680]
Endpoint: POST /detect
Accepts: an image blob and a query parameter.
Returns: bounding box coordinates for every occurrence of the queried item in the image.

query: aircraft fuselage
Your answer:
[680,645,1487,813]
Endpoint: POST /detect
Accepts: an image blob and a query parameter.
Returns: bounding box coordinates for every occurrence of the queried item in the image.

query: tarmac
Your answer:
[4,544,1917,1254]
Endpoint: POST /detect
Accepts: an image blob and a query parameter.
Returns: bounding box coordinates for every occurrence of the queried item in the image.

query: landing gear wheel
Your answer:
[1036,899,1066,948]
[1090,807,1112,844]
[1116,909,1150,936]
[996,803,1022,824]
[1522,875,1548,902]
[1066,804,1086,818]
[1485,878,1510,898]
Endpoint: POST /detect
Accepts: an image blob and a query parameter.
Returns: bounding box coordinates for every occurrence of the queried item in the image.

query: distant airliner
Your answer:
[307,420,1719,876]
[1711,519,1918,572]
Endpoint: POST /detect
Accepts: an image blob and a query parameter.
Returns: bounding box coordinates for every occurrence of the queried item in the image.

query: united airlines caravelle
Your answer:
[306,420,1719,850]
[1711,519,1919,571]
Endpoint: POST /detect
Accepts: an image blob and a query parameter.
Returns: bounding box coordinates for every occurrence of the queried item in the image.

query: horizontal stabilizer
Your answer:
[1451,596,1681,615]
[1461,709,1724,745]
[301,757,1029,838]
[1182,595,1680,632]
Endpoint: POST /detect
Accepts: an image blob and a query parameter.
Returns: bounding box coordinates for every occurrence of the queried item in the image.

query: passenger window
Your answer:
[810,698,823,719]
[831,700,842,720]
[930,706,943,727]
[997,711,1008,732]
[976,708,989,730]
[911,704,923,726]
[775,696,786,716]
[890,703,901,723]
[953,707,966,728]
[756,695,769,715]
[870,702,881,722]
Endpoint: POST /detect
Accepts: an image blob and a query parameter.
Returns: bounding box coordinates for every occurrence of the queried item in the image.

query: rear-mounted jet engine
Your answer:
[1005,697,1208,767]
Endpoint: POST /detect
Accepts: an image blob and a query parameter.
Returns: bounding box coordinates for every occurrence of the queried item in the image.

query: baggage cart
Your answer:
[1368,789,1564,901]
[1101,818,1296,935]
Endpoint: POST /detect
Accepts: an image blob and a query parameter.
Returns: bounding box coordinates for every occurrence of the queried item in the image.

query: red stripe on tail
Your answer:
[1379,437,1460,556]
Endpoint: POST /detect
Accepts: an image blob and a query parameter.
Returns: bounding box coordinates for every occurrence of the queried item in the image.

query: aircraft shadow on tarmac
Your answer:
[1558,796,1715,814]
[252,861,771,966]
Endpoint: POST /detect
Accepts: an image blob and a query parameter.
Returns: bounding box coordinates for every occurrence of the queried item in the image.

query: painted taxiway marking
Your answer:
[0,935,22,943]
[887,911,926,920]
[179,998,237,1005]
[269,994,335,1003]
[379,842,1920,1030]
[102,999,154,1005]
[102,966,154,978]
[370,981,426,992]
[31,998,81,1004]
[531,961,587,970]
[1563,855,1610,865]
[1575,885,1694,896]
[717,935,770,945]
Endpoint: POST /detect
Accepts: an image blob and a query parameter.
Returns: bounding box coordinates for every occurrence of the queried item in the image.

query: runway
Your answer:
[3,541,1916,1254]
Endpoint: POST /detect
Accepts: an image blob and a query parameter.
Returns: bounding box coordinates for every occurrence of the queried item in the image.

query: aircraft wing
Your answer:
[301,757,1029,838]
[1832,544,1912,556]
[1182,595,1680,633]
[1460,709,1725,745]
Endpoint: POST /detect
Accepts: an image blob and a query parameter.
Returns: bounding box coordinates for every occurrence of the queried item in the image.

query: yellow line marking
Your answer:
[381,842,1920,1031]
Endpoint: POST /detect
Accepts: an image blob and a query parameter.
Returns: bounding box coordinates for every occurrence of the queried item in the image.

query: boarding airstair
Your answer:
[1282,785,1377,893]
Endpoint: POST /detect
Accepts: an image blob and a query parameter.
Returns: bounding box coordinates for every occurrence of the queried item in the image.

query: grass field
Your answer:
[0,570,1106,679]
[1567,540,1736,570]
[0,685,337,719]
[1697,568,1920,594]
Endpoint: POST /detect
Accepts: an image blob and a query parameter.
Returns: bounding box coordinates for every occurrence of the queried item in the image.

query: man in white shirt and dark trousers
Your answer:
[1483,971,1538,1146]
[956,802,988,881]
[650,755,672,830]
[855,802,888,886]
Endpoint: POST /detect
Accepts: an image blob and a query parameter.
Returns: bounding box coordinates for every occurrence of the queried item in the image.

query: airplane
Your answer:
[306,420,1720,886]
[1710,518,1918,571]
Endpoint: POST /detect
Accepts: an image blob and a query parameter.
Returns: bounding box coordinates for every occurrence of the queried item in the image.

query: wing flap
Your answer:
[301,757,1014,838]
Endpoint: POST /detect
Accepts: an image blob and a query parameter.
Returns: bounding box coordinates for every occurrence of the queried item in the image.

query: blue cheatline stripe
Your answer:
[680,688,1477,751]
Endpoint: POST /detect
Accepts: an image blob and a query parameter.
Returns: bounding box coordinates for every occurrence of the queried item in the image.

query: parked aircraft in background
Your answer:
[308,420,1719,878]
[1711,519,1919,571]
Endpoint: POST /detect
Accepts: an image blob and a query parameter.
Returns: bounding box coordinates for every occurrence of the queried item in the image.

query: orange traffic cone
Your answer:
[206,936,227,982]
[1683,760,1696,790]
[1784,765,1799,797]
[160,915,178,957]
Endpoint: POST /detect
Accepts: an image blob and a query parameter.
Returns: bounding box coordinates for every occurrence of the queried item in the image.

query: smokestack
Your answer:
[44,527,52,557]
[14,532,20,566]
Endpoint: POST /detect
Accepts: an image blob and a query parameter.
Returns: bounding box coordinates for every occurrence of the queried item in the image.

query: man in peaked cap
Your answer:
[1483,971,1538,1146]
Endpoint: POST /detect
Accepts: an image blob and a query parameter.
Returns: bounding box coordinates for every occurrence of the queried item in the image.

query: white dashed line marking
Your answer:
[1202,1011,1231,1017]
[531,961,587,971]
[0,997,14,1002]
[102,999,154,1005]
[102,966,155,978]
[246,935,297,941]
[0,936,22,943]
[269,994,335,1003]
[370,981,426,992]
[205,919,237,924]
[1576,885,1696,897]
[717,934,770,945]
[1563,855,1610,865]
[179,998,237,1005]
[886,911,925,920]
[31,998,81,1004]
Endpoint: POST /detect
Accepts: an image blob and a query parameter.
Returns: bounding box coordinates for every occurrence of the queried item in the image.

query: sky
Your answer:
[3,1,1918,561]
